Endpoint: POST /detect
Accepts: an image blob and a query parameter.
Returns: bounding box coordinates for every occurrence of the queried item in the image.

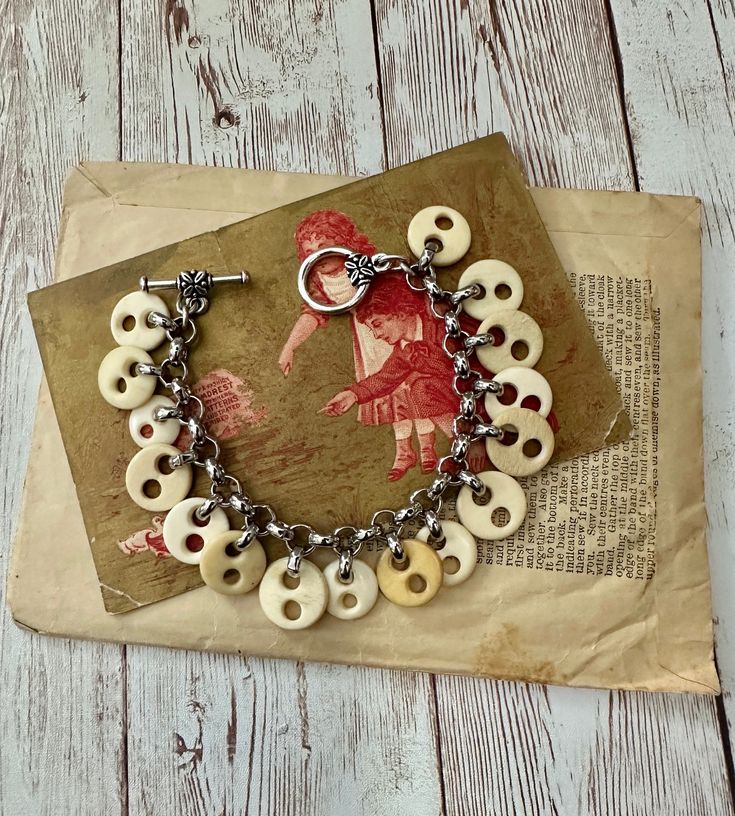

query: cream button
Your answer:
[457,260,524,319]
[485,366,553,419]
[376,538,443,607]
[475,309,544,371]
[416,520,477,586]
[125,443,192,512]
[200,530,267,595]
[98,346,157,410]
[407,206,471,266]
[111,291,169,350]
[323,559,379,620]
[456,470,527,540]
[129,395,180,447]
[162,497,230,565]
[485,407,555,477]
[259,558,328,630]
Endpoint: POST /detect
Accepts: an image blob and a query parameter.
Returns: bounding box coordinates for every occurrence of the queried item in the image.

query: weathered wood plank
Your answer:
[437,679,734,816]
[126,654,443,816]
[608,0,735,760]
[122,0,385,174]
[375,0,634,188]
[121,3,442,814]
[0,2,127,815]
[374,1,735,813]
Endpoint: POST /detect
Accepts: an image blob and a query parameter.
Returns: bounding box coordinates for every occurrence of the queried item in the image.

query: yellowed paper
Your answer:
[9,161,716,693]
[28,137,631,614]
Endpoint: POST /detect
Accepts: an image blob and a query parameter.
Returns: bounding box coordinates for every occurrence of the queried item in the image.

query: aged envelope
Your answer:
[10,154,716,693]
[28,136,631,615]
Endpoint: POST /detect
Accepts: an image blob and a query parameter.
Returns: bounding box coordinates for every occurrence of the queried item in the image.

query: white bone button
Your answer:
[129,395,181,448]
[98,345,157,410]
[485,406,555,477]
[476,309,544,371]
[416,520,477,587]
[457,260,524,320]
[110,291,169,350]
[200,530,267,595]
[125,443,192,512]
[259,558,328,630]
[323,559,379,620]
[376,538,443,607]
[407,205,471,266]
[485,366,553,419]
[162,496,230,565]
[456,470,527,540]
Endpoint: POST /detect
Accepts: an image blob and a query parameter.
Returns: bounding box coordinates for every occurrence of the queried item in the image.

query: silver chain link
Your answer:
[144,246,505,573]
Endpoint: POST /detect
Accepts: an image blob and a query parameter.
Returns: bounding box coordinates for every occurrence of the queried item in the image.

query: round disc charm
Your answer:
[98,345,157,409]
[259,558,328,630]
[407,206,471,266]
[457,260,524,320]
[162,496,230,565]
[129,395,180,448]
[200,530,267,595]
[486,407,555,477]
[416,520,477,587]
[323,559,379,620]
[476,310,544,371]
[376,538,443,607]
[456,470,527,540]
[125,443,192,512]
[485,366,553,419]
[110,291,170,350]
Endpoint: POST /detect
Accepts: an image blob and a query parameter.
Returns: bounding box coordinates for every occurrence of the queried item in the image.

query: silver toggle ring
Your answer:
[298,247,370,315]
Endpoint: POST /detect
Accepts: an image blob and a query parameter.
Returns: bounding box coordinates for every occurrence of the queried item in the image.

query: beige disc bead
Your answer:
[125,443,192,512]
[162,497,230,565]
[416,520,478,587]
[486,407,555,477]
[485,366,553,419]
[98,345,157,409]
[259,558,328,630]
[476,309,544,371]
[129,395,181,447]
[323,559,379,620]
[407,205,471,266]
[200,530,267,595]
[376,538,443,607]
[456,470,527,540]
[457,259,524,320]
[110,291,169,350]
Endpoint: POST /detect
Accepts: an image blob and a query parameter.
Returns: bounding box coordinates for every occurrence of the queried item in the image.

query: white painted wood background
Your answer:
[1,0,734,813]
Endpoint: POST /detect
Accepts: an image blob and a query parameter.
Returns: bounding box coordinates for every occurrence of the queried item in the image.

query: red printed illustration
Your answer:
[117,515,170,558]
[279,210,489,481]
[173,368,267,451]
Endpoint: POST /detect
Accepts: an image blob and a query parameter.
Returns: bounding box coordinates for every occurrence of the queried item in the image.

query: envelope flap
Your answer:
[533,187,700,237]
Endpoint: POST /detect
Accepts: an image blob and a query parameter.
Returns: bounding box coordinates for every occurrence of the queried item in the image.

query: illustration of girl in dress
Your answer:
[279,210,486,480]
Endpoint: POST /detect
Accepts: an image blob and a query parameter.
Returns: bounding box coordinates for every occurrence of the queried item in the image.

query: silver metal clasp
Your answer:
[139,270,249,293]
[298,248,406,315]
[297,247,372,315]
[140,270,249,316]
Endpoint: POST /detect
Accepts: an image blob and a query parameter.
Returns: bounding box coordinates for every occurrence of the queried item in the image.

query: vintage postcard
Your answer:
[29,135,630,613]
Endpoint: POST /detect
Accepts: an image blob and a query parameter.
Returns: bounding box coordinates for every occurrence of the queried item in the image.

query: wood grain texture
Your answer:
[3,0,735,813]
[122,0,384,174]
[374,1,735,813]
[0,2,127,815]
[126,654,442,816]
[437,679,734,816]
[375,0,634,188]
[607,0,735,758]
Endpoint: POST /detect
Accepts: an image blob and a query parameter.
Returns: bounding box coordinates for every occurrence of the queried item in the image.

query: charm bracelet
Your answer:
[98,206,555,629]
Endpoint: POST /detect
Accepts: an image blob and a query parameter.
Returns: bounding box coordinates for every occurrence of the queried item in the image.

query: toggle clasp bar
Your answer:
[139,270,249,292]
